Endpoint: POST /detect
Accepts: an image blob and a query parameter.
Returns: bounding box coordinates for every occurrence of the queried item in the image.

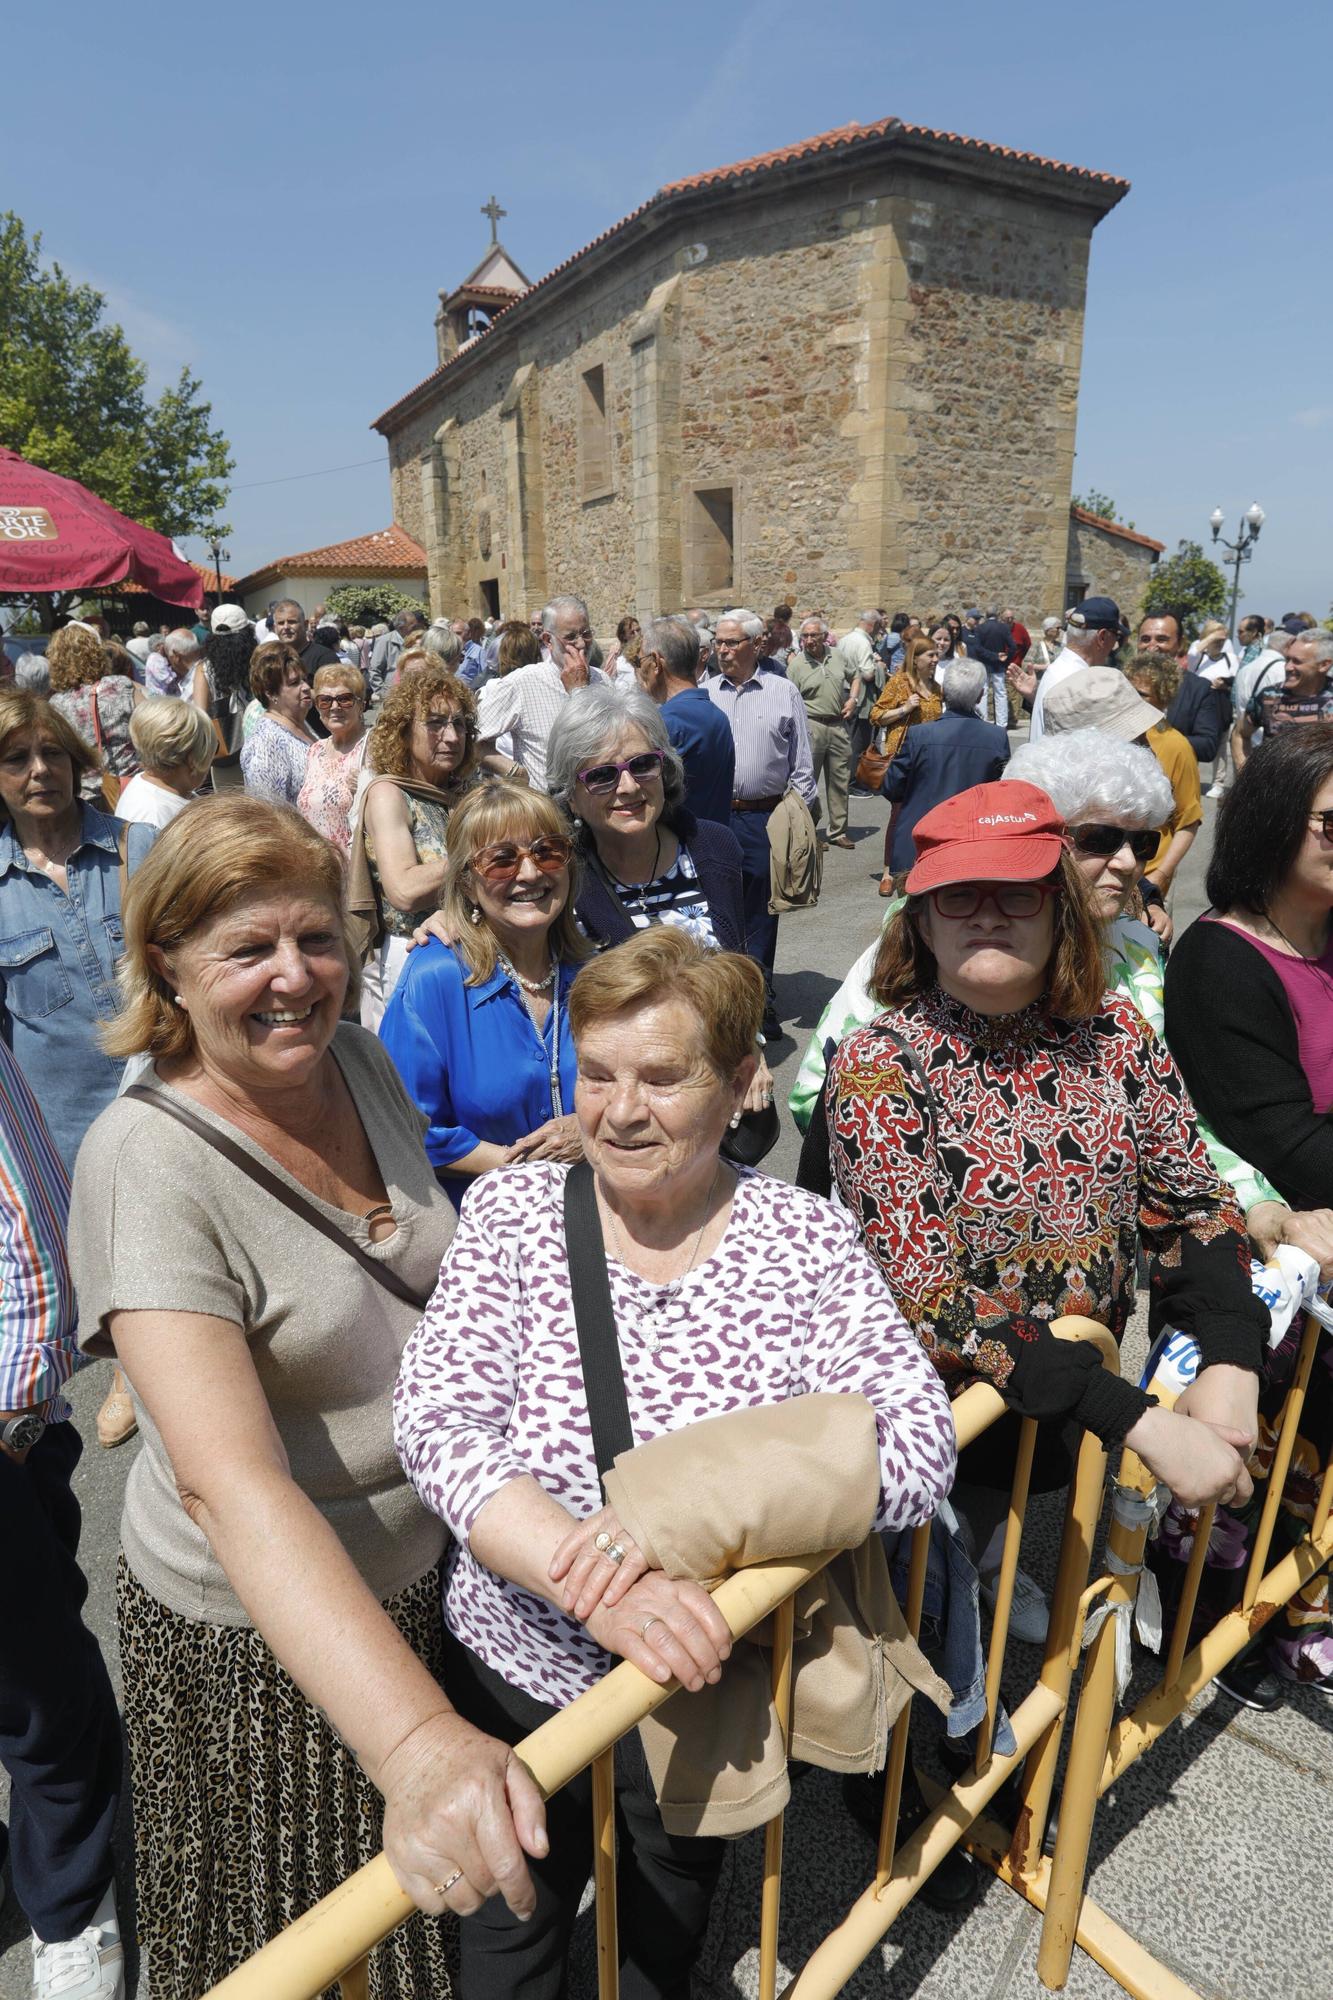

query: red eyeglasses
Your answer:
[471,835,573,884]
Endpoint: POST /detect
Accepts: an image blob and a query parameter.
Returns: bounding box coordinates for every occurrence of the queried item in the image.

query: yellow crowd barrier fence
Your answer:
[198,1308,1329,2000]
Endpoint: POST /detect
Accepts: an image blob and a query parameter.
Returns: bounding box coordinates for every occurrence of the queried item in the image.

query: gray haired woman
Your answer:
[545,684,748,956]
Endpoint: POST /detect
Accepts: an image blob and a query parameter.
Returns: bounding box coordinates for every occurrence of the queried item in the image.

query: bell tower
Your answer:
[434,196,532,366]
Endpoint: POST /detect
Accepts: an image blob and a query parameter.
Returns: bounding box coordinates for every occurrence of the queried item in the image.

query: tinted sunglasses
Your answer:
[929,881,1057,920]
[1308,812,1333,841]
[1069,824,1158,864]
[576,750,665,796]
[471,835,573,884]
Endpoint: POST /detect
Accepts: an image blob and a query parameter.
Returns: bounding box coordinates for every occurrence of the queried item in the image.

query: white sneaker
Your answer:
[1205,782,1227,799]
[980,1564,1050,1645]
[31,1885,124,2000]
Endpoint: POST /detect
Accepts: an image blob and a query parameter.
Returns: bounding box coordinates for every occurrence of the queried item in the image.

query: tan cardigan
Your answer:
[602,1395,950,1837]
[767,787,822,914]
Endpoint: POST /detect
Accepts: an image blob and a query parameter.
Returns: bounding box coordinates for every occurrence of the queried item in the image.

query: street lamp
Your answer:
[1208,503,1265,638]
[204,523,230,604]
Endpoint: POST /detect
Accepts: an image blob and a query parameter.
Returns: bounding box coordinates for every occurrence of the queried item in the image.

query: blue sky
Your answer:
[6,0,1330,619]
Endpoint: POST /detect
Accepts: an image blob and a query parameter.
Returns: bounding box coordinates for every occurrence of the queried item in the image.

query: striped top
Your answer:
[0,1038,80,1421]
[705,667,817,805]
[607,845,719,949]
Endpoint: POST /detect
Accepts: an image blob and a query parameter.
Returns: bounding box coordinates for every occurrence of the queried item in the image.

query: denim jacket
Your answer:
[0,805,155,1173]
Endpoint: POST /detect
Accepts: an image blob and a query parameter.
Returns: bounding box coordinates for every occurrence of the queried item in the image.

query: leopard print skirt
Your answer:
[117,1556,457,2000]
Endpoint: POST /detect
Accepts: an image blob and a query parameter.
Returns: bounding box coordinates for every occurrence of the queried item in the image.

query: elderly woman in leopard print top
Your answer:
[394,926,956,2000]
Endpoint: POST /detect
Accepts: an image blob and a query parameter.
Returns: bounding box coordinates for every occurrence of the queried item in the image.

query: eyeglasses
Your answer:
[928,881,1058,920]
[471,835,573,884]
[1307,812,1333,841]
[1069,824,1158,864]
[315,692,360,710]
[575,750,665,795]
[422,711,468,734]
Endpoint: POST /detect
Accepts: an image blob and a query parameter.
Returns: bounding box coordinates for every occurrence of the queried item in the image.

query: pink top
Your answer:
[1213,920,1333,1114]
[297,732,369,853]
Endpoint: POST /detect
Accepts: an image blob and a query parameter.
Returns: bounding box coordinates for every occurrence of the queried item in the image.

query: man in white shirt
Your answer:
[839,608,885,775]
[1007,596,1127,741]
[475,592,609,790]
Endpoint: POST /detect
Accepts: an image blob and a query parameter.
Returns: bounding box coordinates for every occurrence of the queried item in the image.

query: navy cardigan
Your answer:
[573,811,747,955]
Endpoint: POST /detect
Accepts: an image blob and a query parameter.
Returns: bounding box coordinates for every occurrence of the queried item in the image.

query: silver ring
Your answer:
[593,1530,613,1553]
[433,1868,464,1897]
[642,1615,662,1637]
[604,1541,627,1567]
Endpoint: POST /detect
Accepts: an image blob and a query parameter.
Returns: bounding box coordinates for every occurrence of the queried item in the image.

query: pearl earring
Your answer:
[173,994,186,1007]
[468,905,482,927]
[729,1113,742,1130]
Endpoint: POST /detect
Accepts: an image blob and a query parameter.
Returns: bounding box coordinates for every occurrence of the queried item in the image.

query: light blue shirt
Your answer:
[379,941,579,1210]
[0,805,155,1173]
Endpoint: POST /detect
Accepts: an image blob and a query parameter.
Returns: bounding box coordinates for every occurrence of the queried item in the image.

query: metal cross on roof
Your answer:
[481,194,507,244]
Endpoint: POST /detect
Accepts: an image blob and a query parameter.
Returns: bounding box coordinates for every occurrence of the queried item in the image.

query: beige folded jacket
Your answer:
[601,1394,950,1837]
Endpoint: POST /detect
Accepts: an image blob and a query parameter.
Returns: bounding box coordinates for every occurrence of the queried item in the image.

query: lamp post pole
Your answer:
[1209,503,1265,640]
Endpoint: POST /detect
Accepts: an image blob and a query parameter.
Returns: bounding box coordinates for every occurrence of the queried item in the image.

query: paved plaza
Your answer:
[2,786,1325,2000]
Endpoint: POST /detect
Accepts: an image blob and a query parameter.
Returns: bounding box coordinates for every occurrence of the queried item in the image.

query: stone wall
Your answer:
[1066,515,1158,627]
[381,149,1113,638]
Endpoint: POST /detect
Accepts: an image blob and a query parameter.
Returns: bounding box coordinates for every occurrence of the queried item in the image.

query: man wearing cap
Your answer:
[966,617,1012,728]
[1137,611,1222,766]
[1045,665,1201,908]
[1007,597,1126,741]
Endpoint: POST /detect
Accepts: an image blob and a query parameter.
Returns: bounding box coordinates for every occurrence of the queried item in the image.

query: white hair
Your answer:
[545,684,686,810]
[941,659,986,713]
[798,616,829,637]
[162,628,200,662]
[1004,729,1172,829]
[1042,616,1062,634]
[422,621,463,667]
[540,594,590,635]
[1296,629,1333,669]
[14,652,50,693]
[718,608,764,642]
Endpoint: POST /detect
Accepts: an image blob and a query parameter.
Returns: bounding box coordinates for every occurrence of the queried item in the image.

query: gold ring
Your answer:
[433,1868,464,1897]
[594,1530,613,1553]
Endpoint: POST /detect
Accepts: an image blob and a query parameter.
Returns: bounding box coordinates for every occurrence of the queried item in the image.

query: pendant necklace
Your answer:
[1261,912,1333,999]
[497,950,556,995]
[603,1163,721,1353]
[603,829,663,915]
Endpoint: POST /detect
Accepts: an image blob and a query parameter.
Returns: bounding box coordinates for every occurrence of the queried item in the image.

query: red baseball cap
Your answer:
[905,781,1067,894]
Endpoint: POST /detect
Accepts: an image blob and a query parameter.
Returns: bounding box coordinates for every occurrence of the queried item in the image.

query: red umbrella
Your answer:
[0,447,205,608]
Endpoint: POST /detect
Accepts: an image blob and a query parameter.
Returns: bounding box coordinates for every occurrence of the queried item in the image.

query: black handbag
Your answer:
[719,1099,781,1168]
[562,1160,634,1480]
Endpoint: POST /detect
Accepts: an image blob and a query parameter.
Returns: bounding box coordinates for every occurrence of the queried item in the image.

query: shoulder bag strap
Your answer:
[562,1159,634,1480]
[123,1083,430,1311]
[877,1023,943,1140]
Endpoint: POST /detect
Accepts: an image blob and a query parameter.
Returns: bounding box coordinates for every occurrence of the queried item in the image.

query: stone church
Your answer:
[372,117,1138,634]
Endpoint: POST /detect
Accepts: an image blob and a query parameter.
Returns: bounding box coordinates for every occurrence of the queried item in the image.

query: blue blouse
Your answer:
[379,941,579,1210]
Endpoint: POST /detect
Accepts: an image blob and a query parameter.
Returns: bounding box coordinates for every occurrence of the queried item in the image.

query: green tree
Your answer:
[1073,488,1119,522]
[323,581,428,626]
[0,213,232,539]
[1140,541,1228,642]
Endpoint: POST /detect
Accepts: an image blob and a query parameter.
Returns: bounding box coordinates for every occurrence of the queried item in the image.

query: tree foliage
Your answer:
[0,214,233,539]
[322,581,427,626]
[1073,487,1137,532]
[1140,541,1228,642]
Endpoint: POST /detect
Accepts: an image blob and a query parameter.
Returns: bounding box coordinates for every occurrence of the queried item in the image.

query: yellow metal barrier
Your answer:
[1029,1306,1333,1998]
[201,1317,1119,2000]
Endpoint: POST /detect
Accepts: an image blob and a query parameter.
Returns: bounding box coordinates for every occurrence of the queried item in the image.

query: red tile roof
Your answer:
[374,116,1128,430]
[1070,506,1165,555]
[122,559,236,595]
[236,524,427,594]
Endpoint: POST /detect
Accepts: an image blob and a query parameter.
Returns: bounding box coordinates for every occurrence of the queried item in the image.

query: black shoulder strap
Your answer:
[562,1159,634,1480]
[123,1084,430,1311]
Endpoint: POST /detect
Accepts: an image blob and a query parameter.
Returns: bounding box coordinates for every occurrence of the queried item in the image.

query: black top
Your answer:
[573,811,747,956]
[1165,915,1333,1211]
[300,638,340,675]
[1165,672,1223,763]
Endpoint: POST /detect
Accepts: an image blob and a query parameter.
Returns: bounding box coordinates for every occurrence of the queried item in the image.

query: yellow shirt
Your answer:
[1147,722,1202,873]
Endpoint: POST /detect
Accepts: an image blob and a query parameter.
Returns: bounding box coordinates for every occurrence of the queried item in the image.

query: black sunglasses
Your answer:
[1069,824,1158,864]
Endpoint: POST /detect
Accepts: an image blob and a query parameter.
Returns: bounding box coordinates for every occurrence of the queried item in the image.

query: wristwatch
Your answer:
[1,1413,46,1454]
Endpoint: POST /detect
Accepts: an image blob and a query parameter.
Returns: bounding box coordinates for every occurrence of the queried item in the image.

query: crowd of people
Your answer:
[1,578,1332,2000]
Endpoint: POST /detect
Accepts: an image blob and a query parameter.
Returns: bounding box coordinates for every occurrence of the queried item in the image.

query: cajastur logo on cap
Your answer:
[976,811,1037,828]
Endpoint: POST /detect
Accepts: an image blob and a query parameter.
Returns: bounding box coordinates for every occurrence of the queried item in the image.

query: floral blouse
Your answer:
[363,784,452,937]
[240,714,314,808]
[297,733,369,853]
[51,678,139,800]
[827,985,1267,1448]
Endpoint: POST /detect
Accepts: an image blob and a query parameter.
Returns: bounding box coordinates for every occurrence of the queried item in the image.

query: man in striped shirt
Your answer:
[0,1040,125,1997]
[707,610,816,1037]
